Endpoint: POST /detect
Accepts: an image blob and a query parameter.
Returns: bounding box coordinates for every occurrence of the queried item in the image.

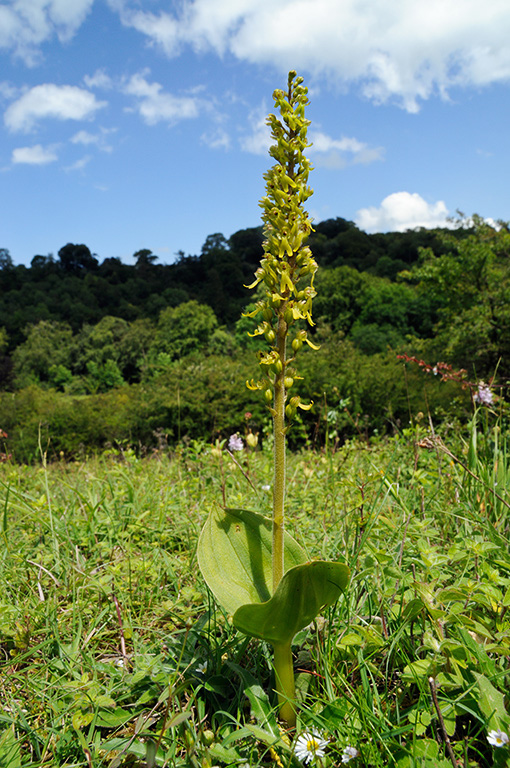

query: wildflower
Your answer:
[474,381,494,406]
[487,729,509,747]
[211,439,224,458]
[246,431,259,448]
[294,731,327,764]
[341,745,359,762]
[228,433,244,452]
[261,484,271,492]
[195,661,208,675]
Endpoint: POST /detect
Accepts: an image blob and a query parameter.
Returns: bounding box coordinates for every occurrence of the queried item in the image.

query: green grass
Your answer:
[1,426,509,767]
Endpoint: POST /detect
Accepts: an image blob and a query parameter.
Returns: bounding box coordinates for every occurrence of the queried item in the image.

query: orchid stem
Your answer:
[272,315,287,594]
[273,641,296,728]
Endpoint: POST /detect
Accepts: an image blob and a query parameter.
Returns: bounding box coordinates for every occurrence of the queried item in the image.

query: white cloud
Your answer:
[240,108,270,154]
[201,126,230,150]
[71,129,99,145]
[0,81,18,101]
[0,0,94,65]
[12,143,58,164]
[239,116,384,168]
[83,69,114,90]
[309,131,384,168]
[65,154,91,171]
[4,83,106,132]
[113,0,510,111]
[123,72,204,125]
[114,5,181,57]
[355,192,451,232]
[70,128,115,151]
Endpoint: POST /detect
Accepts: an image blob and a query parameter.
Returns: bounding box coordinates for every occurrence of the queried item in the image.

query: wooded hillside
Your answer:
[0,215,508,461]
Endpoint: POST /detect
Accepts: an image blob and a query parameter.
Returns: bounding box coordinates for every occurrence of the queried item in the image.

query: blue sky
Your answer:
[1,0,510,267]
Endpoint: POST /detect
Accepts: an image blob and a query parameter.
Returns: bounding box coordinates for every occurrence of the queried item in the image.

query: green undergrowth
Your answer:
[1,425,509,767]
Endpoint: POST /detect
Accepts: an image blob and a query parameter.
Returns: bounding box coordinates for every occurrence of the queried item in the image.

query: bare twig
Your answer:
[429,676,458,767]
[26,559,61,586]
[112,591,129,668]
[226,450,258,493]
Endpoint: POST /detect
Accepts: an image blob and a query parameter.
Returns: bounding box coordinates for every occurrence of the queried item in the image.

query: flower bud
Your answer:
[285,403,296,419]
[201,730,215,746]
[246,431,259,448]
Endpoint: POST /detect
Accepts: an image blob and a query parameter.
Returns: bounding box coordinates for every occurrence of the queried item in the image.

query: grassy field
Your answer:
[1,418,509,767]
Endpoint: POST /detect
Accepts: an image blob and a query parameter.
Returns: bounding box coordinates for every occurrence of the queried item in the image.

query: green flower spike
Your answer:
[198,71,350,728]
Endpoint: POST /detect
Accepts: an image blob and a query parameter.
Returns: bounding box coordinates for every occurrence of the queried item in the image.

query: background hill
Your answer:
[0,215,508,461]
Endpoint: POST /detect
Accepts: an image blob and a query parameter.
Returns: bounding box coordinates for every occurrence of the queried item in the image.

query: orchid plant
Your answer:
[198,71,350,728]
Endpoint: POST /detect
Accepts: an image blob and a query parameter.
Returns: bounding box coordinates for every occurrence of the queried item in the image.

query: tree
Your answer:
[149,300,219,366]
[74,316,130,372]
[134,249,159,269]
[405,216,510,375]
[199,233,247,323]
[58,243,98,273]
[118,317,155,381]
[85,359,124,393]
[314,266,367,334]
[31,254,56,272]
[229,226,264,274]
[0,249,13,270]
[12,321,74,388]
[0,327,12,390]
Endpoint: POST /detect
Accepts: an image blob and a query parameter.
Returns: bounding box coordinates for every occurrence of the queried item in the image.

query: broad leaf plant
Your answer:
[198,71,350,728]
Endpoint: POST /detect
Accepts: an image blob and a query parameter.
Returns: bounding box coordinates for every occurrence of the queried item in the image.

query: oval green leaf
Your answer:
[197,507,307,615]
[233,560,350,645]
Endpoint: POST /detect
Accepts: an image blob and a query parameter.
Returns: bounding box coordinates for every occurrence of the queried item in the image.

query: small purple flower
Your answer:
[228,433,244,452]
[474,382,494,406]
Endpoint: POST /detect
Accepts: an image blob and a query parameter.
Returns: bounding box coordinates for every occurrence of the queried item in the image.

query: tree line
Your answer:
[0,215,508,461]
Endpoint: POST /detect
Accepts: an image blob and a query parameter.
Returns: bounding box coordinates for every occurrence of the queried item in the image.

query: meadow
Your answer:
[1,70,509,768]
[1,410,509,768]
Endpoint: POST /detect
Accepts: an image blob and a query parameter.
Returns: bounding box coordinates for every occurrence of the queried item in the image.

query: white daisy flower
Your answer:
[487,729,509,747]
[294,731,327,764]
[341,745,359,762]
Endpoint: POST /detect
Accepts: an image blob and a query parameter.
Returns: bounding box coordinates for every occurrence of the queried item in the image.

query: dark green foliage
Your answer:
[402,217,510,377]
[0,248,13,270]
[0,351,265,462]
[58,242,99,273]
[0,220,454,349]
[0,385,137,460]
[148,300,219,364]
[12,321,74,388]
[0,216,508,459]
